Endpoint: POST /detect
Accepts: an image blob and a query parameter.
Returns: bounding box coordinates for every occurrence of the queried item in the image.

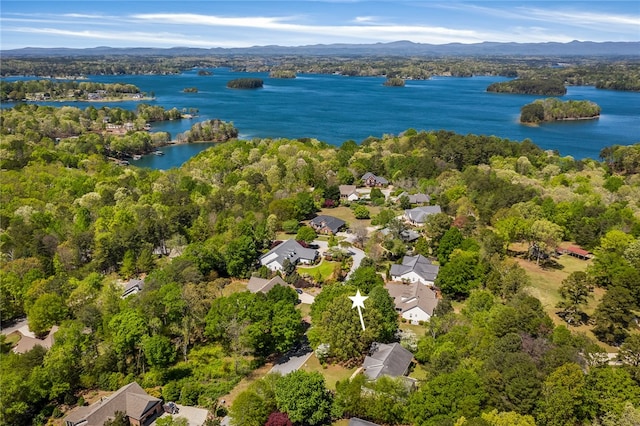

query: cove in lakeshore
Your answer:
[4,68,639,170]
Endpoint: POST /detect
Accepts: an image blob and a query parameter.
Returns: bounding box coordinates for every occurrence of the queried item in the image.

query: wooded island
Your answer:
[520,98,601,123]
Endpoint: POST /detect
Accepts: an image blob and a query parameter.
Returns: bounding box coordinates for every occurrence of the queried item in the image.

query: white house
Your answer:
[385,281,439,324]
[260,239,318,272]
[389,254,440,286]
[339,185,360,201]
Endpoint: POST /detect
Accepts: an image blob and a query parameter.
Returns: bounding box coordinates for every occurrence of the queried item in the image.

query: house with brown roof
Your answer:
[247,275,288,293]
[385,281,439,324]
[12,325,58,354]
[64,382,163,426]
[339,185,359,201]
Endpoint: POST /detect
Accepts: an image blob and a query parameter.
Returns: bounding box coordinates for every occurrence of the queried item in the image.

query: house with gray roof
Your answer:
[349,418,380,426]
[389,254,440,286]
[247,275,287,294]
[64,382,162,426]
[361,172,389,187]
[362,342,413,380]
[404,205,442,224]
[397,192,430,205]
[309,215,346,235]
[385,281,439,324]
[122,278,144,298]
[260,239,318,272]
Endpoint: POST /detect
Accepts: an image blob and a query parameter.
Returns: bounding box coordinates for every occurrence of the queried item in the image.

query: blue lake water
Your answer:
[5,68,639,169]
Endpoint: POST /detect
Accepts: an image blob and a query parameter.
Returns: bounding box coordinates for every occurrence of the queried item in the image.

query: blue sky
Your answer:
[1,1,638,50]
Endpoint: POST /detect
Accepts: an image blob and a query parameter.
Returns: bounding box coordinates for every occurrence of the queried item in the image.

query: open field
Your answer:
[515,252,616,351]
[316,205,383,229]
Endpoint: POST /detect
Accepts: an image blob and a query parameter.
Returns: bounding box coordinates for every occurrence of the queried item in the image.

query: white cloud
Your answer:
[6,27,246,48]
[520,7,640,30]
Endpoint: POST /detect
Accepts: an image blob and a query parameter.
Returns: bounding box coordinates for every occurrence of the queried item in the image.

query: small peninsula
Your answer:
[487,78,567,96]
[226,78,264,89]
[520,98,601,124]
[0,80,149,102]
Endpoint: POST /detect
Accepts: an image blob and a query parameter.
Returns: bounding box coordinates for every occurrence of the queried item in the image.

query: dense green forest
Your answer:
[486,79,566,96]
[520,98,601,123]
[0,80,145,102]
[2,56,640,91]
[1,99,640,426]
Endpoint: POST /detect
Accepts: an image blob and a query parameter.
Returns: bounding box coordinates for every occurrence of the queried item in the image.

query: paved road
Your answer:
[0,318,29,336]
[345,246,366,280]
[269,345,314,375]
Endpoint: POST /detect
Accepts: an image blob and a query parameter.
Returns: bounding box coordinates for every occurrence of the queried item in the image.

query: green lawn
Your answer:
[297,259,339,281]
[301,354,357,390]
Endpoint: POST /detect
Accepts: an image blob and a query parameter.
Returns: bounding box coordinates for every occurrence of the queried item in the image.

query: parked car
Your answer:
[295,288,303,294]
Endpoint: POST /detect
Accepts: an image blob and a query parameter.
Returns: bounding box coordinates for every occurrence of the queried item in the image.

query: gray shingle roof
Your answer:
[389,255,440,283]
[361,172,389,185]
[309,215,346,234]
[260,239,318,269]
[362,343,413,380]
[349,418,381,426]
[404,206,442,223]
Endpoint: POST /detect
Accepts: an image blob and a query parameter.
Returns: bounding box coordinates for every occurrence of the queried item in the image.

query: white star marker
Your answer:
[349,289,368,331]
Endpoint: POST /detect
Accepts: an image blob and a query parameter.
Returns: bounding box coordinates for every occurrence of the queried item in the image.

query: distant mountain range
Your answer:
[2,40,639,57]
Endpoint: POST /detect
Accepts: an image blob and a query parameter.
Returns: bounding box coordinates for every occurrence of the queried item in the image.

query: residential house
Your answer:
[12,325,58,354]
[385,281,439,324]
[397,192,430,205]
[339,185,359,201]
[379,227,420,243]
[309,215,346,235]
[362,342,413,380]
[349,419,380,426]
[260,239,318,272]
[247,275,288,293]
[404,205,442,225]
[389,254,440,286]
[122,279,144,298]
[64,382,163,426]
[361,172,389,187]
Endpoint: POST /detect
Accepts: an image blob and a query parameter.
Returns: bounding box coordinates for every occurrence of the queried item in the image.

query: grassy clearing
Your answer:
[4,331,21,347]
[317,205,382,229]
[221,280,249,296]
[400,322,427,336]
[301,354,357,390]
[516,254,615,351]
[217,362,275,407]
